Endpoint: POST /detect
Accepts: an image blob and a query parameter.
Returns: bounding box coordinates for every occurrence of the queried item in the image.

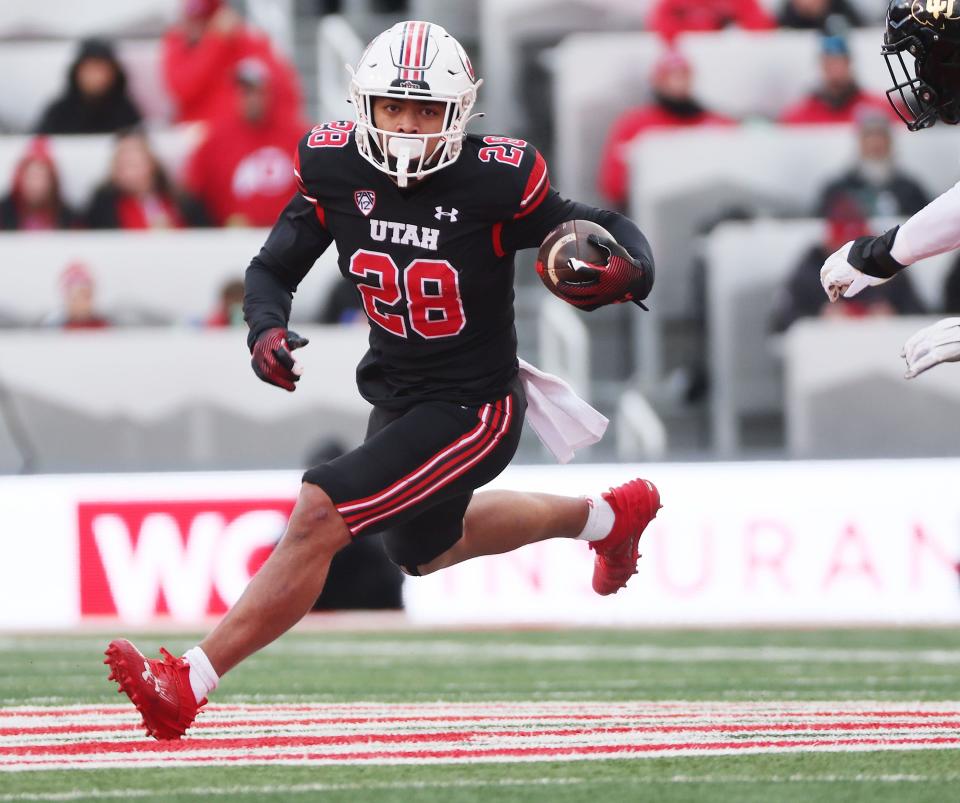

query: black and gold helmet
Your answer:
[884,0,960,129]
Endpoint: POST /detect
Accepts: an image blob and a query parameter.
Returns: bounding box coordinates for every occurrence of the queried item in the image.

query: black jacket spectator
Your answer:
[816,110,929,218]
[778,0,863,30]
[771,244,925,333]
[35,39,143,135]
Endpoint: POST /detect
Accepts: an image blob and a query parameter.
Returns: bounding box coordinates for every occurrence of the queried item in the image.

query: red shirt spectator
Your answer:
[648,0,775,43]
[185,57,307,227]
[598,52,735,208]
[0,138,79,230]
[780,36,896,125]
[162,0,302,127]
[86,131,210,230]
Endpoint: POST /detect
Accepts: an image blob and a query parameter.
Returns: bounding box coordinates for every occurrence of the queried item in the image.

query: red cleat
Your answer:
[104,638,203,740]
[590,478,661,596]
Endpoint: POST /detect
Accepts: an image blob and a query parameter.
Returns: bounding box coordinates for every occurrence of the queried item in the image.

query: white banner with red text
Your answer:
[0,460,958,629]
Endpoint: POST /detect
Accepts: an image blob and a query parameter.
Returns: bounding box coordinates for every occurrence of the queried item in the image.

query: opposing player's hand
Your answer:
[901,317,960,379]
[819,241,891,302]
[251,328,309,391]
[564,234,653,312]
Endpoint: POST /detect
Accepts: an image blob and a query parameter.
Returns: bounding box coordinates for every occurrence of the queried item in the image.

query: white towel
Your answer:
[517,358,608,464]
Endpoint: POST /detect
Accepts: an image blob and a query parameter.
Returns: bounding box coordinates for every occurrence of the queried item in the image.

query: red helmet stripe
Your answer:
[413,22,427,72]
[398,21,410,80]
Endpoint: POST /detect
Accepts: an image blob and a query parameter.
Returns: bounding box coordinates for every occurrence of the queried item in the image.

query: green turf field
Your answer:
[2,627,959,802]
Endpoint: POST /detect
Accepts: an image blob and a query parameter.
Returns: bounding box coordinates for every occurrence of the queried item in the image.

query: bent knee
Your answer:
[285,483,350,552]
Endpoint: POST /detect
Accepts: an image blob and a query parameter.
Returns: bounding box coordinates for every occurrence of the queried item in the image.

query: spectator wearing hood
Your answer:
[597,51,736,208]
[780,35,894,124]
[86,130,210,229]
[162,0,303,127]
[0,138,79,230]
[35,39,142,135]
[184,57,307,226]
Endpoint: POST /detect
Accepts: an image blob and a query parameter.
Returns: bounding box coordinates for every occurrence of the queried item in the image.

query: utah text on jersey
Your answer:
[369,219,440,250]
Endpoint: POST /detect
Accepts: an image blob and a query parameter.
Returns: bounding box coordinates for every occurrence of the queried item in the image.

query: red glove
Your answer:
[251,328,309,391]
[558,234,654,312]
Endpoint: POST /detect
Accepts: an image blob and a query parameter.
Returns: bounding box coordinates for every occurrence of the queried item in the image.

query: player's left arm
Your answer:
[496,145,655,307]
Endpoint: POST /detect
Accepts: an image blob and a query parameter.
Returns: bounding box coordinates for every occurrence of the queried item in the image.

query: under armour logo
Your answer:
[435,206,459,222]
[142,661,161,694]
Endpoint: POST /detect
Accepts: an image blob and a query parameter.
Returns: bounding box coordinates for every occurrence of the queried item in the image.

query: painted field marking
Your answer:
[1,701,959,771]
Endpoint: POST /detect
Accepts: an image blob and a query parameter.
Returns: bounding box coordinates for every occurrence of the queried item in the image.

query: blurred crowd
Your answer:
[2,0,305,234]
[2,0,954,336]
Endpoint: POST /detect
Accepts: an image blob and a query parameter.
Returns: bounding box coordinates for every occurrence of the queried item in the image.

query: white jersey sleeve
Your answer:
[891,179,960,265]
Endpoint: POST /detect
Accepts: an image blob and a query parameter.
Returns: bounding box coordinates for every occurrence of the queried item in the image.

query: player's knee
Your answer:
[285,483,349,553]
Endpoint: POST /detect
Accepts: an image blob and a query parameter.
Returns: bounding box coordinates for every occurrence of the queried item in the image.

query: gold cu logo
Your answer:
[927,0,957,19]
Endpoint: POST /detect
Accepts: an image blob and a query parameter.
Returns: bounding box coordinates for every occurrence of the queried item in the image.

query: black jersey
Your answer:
[244,121,653,410]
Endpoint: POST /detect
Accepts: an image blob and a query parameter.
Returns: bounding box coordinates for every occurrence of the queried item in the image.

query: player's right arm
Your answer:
[243,192,333,391]
[244,125,342,339]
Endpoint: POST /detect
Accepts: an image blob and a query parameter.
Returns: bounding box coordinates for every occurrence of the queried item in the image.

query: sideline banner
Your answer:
[0,461,958,628]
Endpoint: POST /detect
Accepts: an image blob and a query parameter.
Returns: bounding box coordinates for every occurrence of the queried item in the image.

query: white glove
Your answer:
[901,317,960,379]
[819,241,892,302]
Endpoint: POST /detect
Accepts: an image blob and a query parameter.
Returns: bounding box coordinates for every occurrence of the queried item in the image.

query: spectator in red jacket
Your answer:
[0,138,79,230]
[86,130,210,229]
[184,57,307,227]
[598,51,736,208]
[162,0,302,127]
[647,0,775,43]
[780,35,893,124]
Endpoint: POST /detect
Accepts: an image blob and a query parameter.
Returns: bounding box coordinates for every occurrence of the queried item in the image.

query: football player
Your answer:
[105,20,658,739]
[820,0,960,377]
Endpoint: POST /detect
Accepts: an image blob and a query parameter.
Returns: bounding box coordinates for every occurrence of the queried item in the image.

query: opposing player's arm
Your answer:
[820,180,960,302]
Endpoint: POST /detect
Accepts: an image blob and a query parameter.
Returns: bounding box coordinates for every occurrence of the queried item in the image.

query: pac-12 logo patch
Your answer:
[354,190,376,217]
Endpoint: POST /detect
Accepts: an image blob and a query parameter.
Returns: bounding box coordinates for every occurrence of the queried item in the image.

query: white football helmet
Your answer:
[348,20,481,186]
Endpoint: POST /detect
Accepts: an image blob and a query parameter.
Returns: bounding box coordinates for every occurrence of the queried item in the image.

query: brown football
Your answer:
[535,219,611,299]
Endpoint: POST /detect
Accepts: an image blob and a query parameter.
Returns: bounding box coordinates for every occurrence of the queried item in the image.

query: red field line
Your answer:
[4,718,960,743]
[6,735,960,769]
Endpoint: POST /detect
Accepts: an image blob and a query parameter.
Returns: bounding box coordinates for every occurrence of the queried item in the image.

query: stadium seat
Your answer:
[704,219,957,455]
[0,229,341,325]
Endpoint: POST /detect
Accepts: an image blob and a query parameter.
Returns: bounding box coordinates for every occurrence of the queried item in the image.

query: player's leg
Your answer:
[416,490,588,572]
[198,483,350,676]
[104,481,351,739]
